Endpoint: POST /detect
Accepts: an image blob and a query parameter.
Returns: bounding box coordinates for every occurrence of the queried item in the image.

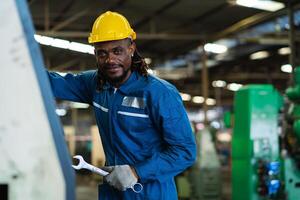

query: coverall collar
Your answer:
[118,71,139,95]
[102,71,140,95]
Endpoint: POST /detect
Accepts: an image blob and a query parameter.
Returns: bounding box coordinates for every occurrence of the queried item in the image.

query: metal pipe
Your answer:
[201,46,208,125]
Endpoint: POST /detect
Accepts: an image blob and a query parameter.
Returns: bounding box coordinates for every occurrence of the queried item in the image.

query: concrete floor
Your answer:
[76,174,98,200]
[221,166,231,200]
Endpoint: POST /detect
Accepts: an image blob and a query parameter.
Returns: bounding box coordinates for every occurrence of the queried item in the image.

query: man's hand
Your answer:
[103,165,138,191]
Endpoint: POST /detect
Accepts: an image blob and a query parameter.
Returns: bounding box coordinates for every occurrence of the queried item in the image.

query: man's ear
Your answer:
[129,42,136,56]
[94,48,98,59]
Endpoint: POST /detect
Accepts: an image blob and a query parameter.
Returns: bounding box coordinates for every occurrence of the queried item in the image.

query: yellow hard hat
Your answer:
[88,11,136,44]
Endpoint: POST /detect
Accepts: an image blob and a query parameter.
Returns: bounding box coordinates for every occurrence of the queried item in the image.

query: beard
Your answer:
[98,63,131,86]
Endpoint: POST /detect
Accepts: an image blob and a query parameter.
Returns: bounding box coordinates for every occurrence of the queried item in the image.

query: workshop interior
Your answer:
[1,0,300,199]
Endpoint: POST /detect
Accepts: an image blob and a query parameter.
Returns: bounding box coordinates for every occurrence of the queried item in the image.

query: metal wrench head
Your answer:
[72,155,87,170]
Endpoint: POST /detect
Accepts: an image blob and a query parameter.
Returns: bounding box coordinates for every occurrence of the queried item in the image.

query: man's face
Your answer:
[94,39,135,86]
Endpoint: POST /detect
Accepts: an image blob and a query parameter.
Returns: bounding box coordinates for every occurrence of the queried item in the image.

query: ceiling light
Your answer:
[285,24,290,30]
[145,58,152,65]
[51,38,70,49]
[250,51,269,60]
[236,0,284,12]
[34,34,94,55]
[212,80,226,88]
[192,96,204,104]
[69,42,94,54]
[34,35,54,46]
[227,83,243,91]
[180,93,192,101]
[204,43,228,54]
[210,121,221,129]
[217,131,232,142]
[206,98,216,106]
[278,47,291,55]
[55,108,67,116]
[281,64,292,73]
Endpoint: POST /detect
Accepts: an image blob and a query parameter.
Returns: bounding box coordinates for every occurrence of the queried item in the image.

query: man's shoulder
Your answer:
[146,75,178,94]
[143,75,183,107]
[77,70,97,78]
[74,70,98,85]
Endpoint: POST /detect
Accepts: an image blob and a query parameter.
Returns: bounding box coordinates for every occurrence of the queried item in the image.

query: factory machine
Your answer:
[176,128,222,200]
[232,68,300,200]
[0,0,75,199]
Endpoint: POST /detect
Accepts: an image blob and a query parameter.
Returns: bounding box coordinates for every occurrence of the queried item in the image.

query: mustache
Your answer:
[102,63,123,69]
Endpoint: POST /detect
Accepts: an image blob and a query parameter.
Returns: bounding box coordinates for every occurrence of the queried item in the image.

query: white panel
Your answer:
[0,0,65,199]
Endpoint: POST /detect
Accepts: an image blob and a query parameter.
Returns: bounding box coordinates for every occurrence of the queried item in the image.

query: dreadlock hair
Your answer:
[131,48,149,77]
[96,42,149,91]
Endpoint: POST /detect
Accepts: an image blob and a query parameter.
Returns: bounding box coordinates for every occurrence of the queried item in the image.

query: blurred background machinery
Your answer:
[190,128,222,200]
[232,85,283,200]
[176,128,222,200]
[232,68,300,200]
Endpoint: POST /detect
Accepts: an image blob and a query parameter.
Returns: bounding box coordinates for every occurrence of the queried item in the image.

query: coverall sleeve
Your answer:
[47,70,96,104]
[134,88,197,182]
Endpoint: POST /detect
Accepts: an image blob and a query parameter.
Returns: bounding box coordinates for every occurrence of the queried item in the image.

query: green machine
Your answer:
[232,68,300,200]
[283,67,300,200]
[232,85,283,200]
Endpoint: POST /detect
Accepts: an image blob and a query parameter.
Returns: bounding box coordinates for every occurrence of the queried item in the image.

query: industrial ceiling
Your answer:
[28,0,300,108]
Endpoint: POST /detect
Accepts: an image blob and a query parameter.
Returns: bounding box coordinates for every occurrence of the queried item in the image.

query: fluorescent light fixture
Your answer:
[206,98,216,106]
[250,51,269,60]
[227,83,243,91]
[212,80,226,88]
[192,96,204,104]
[34,35,54,46]
[51,38,70,49]
[281,64,292,73]
[180,93,191,101]
[278,47,291,55]
[145,58,152,65]
[204,43,228,54]
[34,34,94,55]
[69,42,94,54]
[70,102,90,109]
[236,0,284,12]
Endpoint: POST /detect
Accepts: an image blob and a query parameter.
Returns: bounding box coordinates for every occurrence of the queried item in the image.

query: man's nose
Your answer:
[106,52,117,63]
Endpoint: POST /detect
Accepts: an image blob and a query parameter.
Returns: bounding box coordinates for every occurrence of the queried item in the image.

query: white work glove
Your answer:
[103,165,138,191]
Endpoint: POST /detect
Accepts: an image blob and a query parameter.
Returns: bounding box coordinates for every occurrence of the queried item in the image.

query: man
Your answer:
[48,11,196,200]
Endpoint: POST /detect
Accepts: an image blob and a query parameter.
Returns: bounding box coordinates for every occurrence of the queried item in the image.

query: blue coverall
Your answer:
[48,70,196,200]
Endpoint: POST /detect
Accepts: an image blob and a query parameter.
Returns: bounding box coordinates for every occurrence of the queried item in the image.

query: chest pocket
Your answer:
[117,105,153,133]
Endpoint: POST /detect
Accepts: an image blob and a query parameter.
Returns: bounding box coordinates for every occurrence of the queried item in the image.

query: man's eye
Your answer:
[97,51,107,58]
[113,48,123,55]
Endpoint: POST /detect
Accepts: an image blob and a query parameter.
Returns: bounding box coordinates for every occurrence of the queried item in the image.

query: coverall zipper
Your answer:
[108,88,118,165]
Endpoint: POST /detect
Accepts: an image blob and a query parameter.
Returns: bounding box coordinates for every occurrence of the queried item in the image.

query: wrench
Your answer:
[72,155,143,193]
[72,155,109,176]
